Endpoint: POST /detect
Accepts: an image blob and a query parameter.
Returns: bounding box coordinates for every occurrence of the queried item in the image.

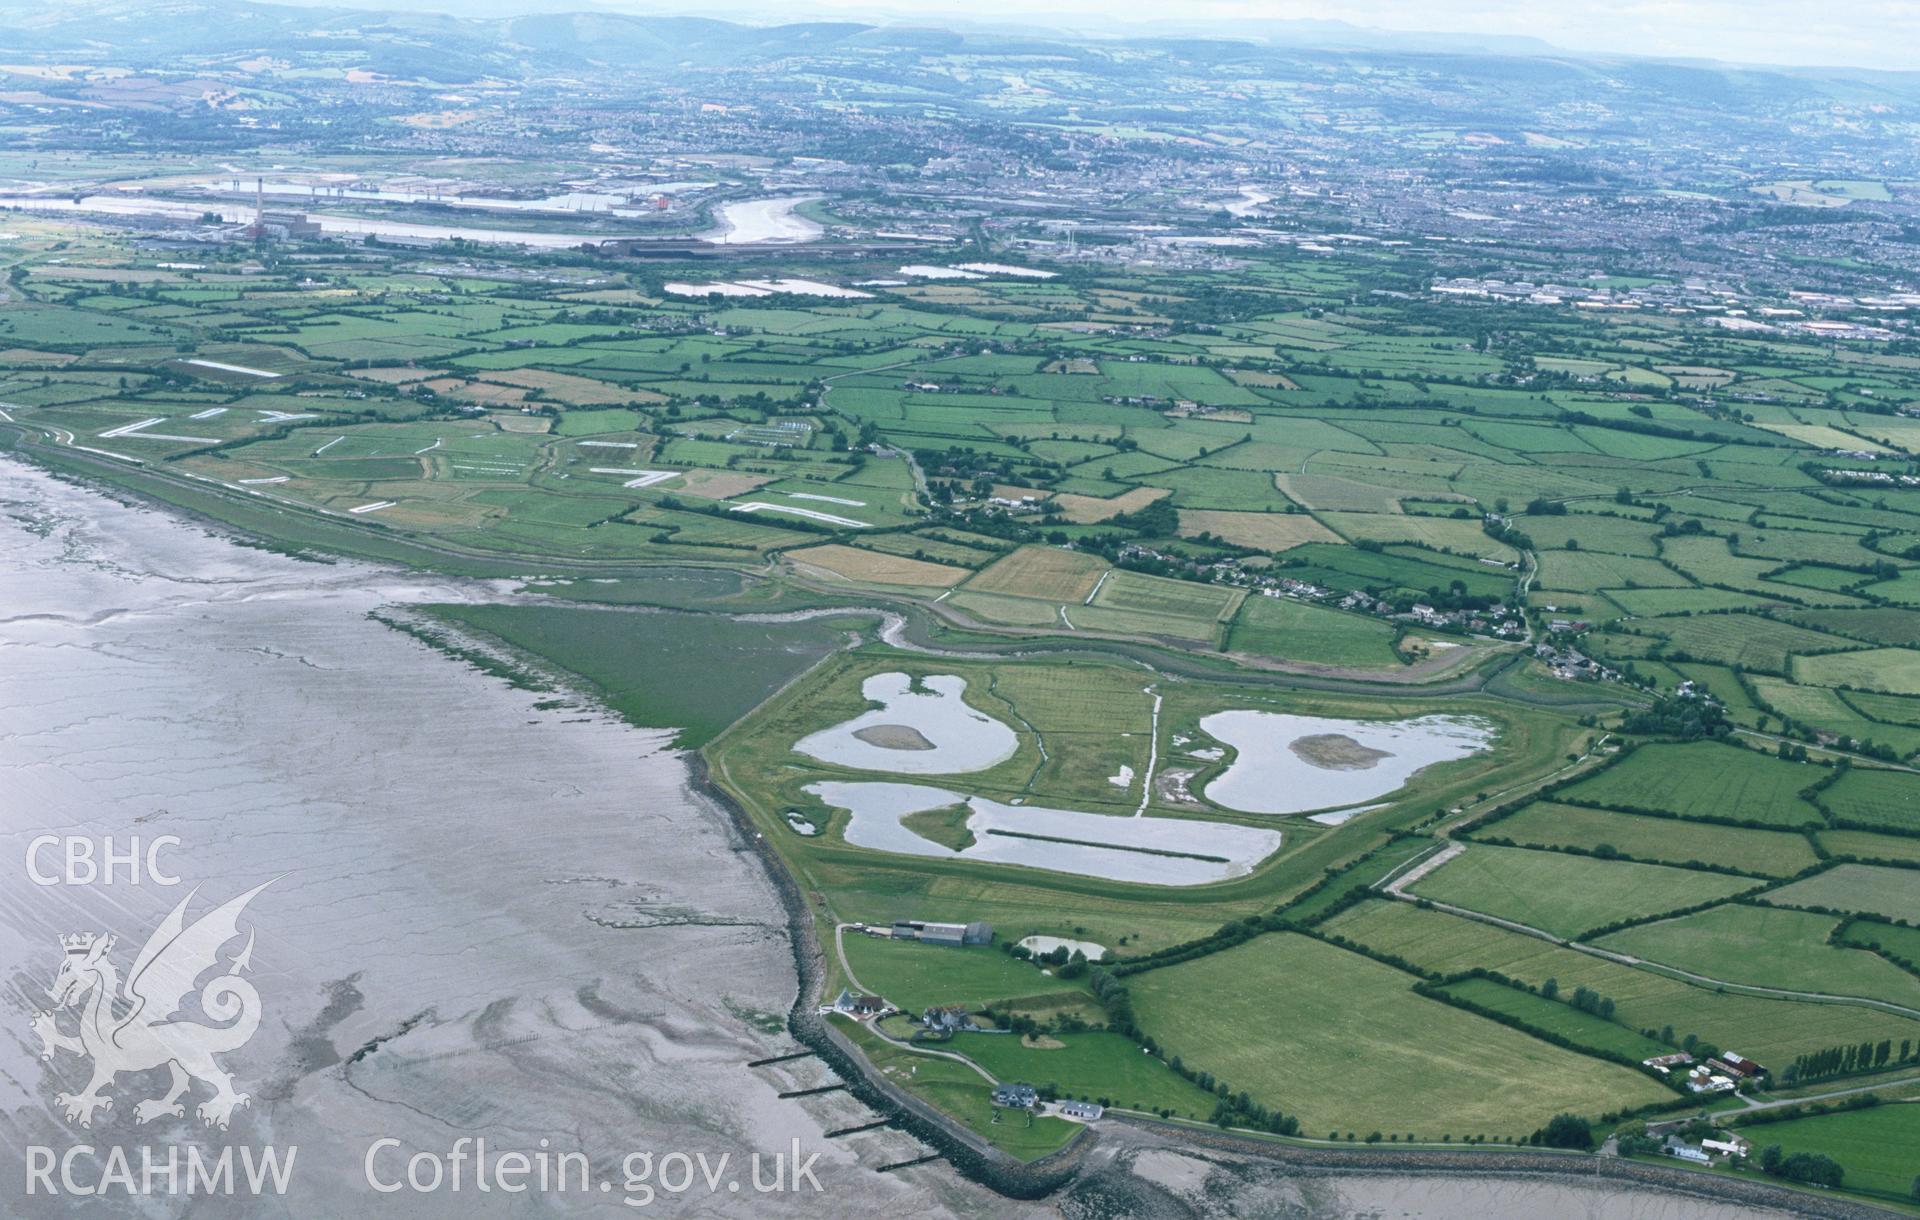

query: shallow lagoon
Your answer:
[1201,710,1496,815]
[793,672,1018,775]
[805,780,1281,886]
[1017,935,1107,961]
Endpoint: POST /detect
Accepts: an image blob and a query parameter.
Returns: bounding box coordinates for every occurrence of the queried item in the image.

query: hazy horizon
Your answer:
[239,0,1920,74]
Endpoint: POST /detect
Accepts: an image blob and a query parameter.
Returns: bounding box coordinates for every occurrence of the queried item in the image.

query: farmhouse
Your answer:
[986,495,1043,512]
[891,919,994,946]
[922,1005,975,1033]
[832,989,885,1017]
[1662,1136,1712,1165]
[992,1083,1038,1110]
[1702,1135,1750,1159]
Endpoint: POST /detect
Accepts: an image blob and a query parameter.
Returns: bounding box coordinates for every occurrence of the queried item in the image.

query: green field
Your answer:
[1434,977,1670,1060]
[1129,933,1672,1136]
[1655,615,1851,673]
[963,545,1107,601]
[1795,648,1920,696]
[1477,801,1820,877]
[15,180,1920,1188]
[1224,594,1404,668]
[841,935,1092,1015]
[1597,904,1920,1009]
[1076,568,1241,641]
[1761,865,1920,923]
[1324,900,1920,1067]
[1818,830,1920,866]
[1409,844,1757,940]
[1820,768,1920,832]
[944,1030,1219,1118]
[1554,742,1825,827]
[1837,920,1920,971]
[1730,1103,1920,1200]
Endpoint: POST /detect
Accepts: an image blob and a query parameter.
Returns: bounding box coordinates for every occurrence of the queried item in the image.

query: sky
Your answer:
[661,0,1920,72]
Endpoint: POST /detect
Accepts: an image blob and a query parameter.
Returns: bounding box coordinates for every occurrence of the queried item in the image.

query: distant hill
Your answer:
[0,0,1914,111]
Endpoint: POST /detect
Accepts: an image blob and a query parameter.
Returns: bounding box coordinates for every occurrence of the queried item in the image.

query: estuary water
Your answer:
[0,457,1821,1219]
[0,195,606,249]
[699,196,824,245]
[0,193,823,249]
[0,458,976,1216]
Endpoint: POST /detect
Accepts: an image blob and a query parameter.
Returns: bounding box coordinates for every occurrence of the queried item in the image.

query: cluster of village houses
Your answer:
[1643,1050,1767,1095]
[1637,1052,1771,1164]
[1657,1129,1753,1165]
[827,919,995,1022]
[831,923,1782,1141]
[824,918,1104,1122]
[989,1083,1103,1121]
[1824,466,1920,487]
[1533,639,1620,683]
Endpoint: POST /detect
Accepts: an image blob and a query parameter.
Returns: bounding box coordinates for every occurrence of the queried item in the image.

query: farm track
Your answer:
[831,923,998,1082]
[1435,732,1617,833]
[1133,685,1161,816]
[1378,884,1920,1021]
[1727,1072,1920,1112]
[1589,946,1920,1021]
[1381,840,1464,895]
[905,593,1526,693]
[817,353,944,500]
[1732,726,1920,774]
[766,600,1555,702]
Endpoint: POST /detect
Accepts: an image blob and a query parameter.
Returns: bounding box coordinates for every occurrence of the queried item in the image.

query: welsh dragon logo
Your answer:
[32,881,271,1130]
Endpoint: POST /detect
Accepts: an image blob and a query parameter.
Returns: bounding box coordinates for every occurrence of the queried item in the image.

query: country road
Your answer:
[1379,883,1920,1021]
[832,923,999,1083]
[1725,1072,1920,1112]
[817,354,941,501]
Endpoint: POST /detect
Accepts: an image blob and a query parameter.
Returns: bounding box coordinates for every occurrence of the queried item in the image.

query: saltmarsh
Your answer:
[13,221,1920,1169]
